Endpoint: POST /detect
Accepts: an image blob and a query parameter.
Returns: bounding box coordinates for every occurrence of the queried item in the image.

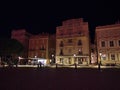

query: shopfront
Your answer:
[56,55,89,65]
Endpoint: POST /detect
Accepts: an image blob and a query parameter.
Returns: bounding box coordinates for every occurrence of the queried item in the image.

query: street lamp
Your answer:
[73,54,77,69]
[52,54,54,58]
[35,56,37,58]
[51,54,54,64]
[73,54,76,62]
[98,52,102,70]
[99,52,102,64]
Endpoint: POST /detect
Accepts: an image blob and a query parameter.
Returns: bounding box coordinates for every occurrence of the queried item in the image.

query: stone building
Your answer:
[11,29,31,57]
[96,23,120,65]
[28,33,56,64]
[56,18,90,65]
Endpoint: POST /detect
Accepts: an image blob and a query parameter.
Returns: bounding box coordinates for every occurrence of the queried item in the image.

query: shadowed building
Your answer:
[96,23,120,65]
[28,33,56,64]
[56,18,90,65]
[11,29,31,58]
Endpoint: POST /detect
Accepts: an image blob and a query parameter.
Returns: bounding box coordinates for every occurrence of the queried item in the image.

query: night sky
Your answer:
[0,1,120,40]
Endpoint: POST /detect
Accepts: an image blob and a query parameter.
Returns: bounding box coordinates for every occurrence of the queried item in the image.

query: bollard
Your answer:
[98,63,101,71]
[75,63,77,69]
[37,63,39,68]
[40,62,42,68]
[56,63,58,69]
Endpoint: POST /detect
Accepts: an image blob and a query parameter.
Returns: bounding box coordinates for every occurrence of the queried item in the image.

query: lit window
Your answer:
[102,54,106,60]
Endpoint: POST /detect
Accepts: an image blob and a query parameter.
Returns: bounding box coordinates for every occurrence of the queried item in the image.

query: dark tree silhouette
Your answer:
[0,38,24,64]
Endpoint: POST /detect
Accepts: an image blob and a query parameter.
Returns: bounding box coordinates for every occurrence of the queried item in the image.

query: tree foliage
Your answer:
[0,38,24,56]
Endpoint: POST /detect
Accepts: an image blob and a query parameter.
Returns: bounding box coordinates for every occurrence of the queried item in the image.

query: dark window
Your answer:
[60,49,63,55]
[110,41,114,47]
[40,45,45,50]
[118,40,120,46]
[59,41,64,47]
[101,41,105,47]
[111,54,115,60]
[78,40,82,45]
[78,32,81,34]
[68,39,72,43]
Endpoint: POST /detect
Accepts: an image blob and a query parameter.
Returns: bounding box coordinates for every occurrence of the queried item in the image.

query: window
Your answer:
[111,54,115,60]
[60,49,63,55]
[110,41,114,47]
[68,39,72,43]
[118,40,120,46]
[60,58,63,64]
[78,40,82,45]
[59,41,64,47]
[78,32,81,34]
[40,45,45,50]
[101,41,105,47]
[102,54,106,60]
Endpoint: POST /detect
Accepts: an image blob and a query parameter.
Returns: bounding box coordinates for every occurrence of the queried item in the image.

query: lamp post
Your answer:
[98,52,102,70]
[74,54,77,69]
[99,53,102,64]
[52,54,54,64]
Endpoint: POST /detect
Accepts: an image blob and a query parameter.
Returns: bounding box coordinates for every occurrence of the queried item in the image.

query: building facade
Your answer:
[56,18,90,65]
[90,44,97,64]
[28,33,56,64]
[96,23,120,65]
[11,29,31,57]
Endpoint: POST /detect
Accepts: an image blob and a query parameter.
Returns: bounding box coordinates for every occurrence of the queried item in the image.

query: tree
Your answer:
[0,38,24,62]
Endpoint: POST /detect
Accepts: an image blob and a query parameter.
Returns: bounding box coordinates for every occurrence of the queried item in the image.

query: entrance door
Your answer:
[78,58,83,64]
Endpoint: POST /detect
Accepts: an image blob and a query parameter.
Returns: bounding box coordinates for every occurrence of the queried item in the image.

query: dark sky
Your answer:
[0,1,120,39]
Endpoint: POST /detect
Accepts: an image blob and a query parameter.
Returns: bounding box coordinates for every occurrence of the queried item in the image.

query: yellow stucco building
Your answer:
[56,18,90,65]
[96,23,120,65]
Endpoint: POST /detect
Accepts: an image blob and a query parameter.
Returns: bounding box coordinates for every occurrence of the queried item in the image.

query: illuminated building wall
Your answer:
[11,29,31,57]
[90,44,97,64]
[96,23,120,65]
[56,18,90,65]
[28,33,56,63]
